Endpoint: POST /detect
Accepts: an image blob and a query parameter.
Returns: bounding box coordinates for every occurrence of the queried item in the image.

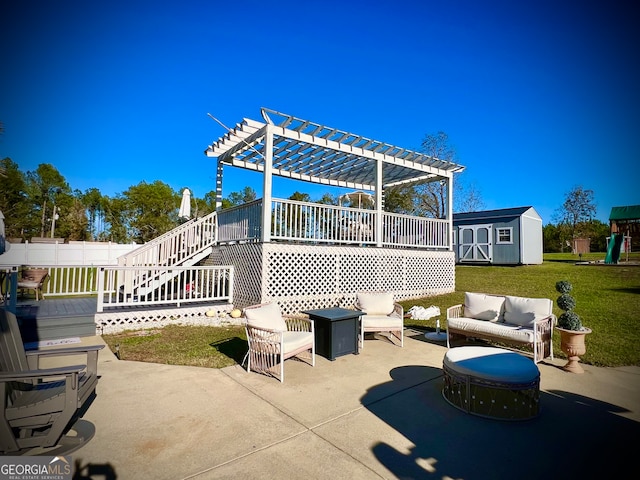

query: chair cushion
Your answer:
[357,292,395,315]
[362,314,403,329]
[503,296,552,327]
[245,303,287,331]
[282,331,313,354]
[464,292,505,322]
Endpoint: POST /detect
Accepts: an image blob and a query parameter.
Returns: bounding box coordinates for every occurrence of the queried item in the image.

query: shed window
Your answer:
[496,228,513,244]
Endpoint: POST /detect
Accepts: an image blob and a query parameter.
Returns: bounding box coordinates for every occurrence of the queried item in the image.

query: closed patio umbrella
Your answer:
[179,189,191,220]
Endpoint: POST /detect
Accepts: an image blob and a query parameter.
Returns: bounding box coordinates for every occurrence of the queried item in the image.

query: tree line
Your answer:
[0,156,476,244]
[0,158,215,244]
[1,126,607,251]
[0,132,482,244]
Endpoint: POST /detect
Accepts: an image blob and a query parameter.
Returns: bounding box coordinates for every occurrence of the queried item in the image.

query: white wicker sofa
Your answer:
[446,292,556,363]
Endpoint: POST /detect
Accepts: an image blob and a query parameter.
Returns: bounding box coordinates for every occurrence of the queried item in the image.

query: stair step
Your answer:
[17,313,96,342]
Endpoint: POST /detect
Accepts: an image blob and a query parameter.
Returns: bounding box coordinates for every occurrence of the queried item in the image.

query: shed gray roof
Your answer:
[453,206,537,222]
[205,108,465,191]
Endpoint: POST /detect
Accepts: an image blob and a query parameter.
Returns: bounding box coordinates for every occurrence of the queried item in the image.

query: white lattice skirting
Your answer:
[208,243,455,315]
[95,303,237,335]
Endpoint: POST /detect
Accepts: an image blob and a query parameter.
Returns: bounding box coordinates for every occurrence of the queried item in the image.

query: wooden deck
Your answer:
[16,297,98,342]
[14,296,233,340]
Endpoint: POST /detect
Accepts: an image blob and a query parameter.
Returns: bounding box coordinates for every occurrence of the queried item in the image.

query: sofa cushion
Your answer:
[245,303,287,331]
[503,296,552,327]
[357,292,395,315]
[447,316,535,344]
[464,292,505,322]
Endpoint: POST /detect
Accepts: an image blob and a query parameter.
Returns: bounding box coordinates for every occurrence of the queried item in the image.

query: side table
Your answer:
[304,308,364,360]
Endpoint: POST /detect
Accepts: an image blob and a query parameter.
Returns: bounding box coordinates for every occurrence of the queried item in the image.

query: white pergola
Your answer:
[205,107,465,246]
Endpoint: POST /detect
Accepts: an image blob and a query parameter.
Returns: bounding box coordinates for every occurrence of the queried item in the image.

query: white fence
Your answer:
[0,241,138,267]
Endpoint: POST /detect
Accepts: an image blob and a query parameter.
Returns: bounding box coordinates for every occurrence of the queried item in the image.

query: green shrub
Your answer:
[558,311,583,330]
[555,279,585,331]
[556,293,576,311]
[555,280,573,294]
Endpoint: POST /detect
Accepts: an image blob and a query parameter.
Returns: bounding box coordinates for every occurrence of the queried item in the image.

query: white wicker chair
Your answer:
[355,292,404,348]
[243,303,315,383]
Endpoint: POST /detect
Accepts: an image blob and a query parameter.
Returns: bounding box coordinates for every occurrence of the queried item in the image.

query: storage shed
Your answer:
[453,206,543,265]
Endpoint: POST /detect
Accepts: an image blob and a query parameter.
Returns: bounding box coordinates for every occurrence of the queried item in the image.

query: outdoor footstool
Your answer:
[442,346,540,420]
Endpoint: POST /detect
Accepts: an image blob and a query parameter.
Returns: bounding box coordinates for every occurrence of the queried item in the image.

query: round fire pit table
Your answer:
[442,346,540,420]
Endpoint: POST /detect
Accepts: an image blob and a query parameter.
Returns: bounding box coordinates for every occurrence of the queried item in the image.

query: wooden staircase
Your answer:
[117,212,218,299]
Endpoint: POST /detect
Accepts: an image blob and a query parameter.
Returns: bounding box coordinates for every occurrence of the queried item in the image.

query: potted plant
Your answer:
[555,280,591,373]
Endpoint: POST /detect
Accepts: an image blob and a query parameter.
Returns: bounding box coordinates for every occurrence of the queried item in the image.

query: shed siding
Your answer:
[491,217,521,264]
[520,208,543,264]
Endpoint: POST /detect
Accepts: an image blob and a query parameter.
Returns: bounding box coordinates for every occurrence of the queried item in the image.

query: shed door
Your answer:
[458,224,493,262]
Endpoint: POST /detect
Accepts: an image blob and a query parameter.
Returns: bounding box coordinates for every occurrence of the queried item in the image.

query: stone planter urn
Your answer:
[555,279,591,374]
[556,327,592,373]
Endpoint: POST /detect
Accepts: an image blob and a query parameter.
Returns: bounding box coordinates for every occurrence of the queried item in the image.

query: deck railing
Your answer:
[2,263,234,313]
[381,211,449,248]
[1,265,100,298]
[216,199,263,243]
[42,265,100,296]
[271,199,377,244]
[215,197,450,249]
[96,265,234,312]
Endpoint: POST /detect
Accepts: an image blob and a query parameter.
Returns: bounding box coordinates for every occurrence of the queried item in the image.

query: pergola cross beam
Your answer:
[205,108,464,193]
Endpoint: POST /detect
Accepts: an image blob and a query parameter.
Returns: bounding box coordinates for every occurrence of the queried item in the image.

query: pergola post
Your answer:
[375,157,383,247]
[215,160,224,211]
[261,124,273,243]
[447,174,454,251]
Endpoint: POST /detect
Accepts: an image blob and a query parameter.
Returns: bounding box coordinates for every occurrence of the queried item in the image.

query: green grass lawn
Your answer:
[104,325,248,369]
[103,252,640,368]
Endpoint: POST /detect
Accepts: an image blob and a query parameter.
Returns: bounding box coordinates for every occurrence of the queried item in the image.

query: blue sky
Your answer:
[1,0,638,225]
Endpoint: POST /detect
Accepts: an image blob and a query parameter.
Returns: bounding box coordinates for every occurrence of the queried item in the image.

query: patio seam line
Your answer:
[180,430,310,480]
[195,366,443,479]
[182,367,374,479]
[359,375,444,409]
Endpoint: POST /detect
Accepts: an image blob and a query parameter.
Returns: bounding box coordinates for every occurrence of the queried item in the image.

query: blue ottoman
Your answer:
[443,346,540,420]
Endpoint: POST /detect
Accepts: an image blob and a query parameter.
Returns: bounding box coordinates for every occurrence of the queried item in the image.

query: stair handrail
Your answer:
[118,211,218,268]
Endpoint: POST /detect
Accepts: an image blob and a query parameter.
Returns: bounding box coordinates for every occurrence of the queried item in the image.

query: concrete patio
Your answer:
[40,329,640,479]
